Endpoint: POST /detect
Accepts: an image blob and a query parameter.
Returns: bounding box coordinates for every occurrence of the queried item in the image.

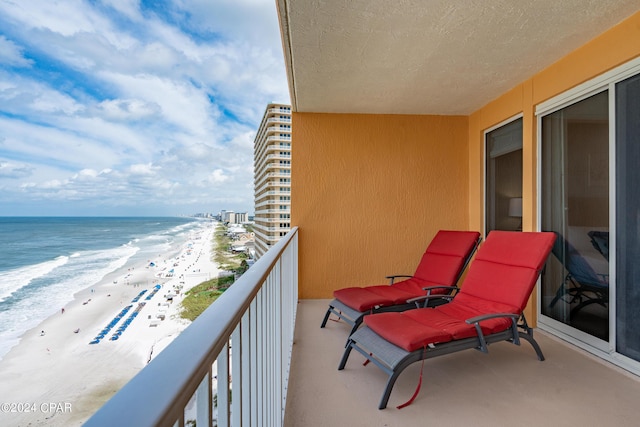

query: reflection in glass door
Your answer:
[540,91,610,342]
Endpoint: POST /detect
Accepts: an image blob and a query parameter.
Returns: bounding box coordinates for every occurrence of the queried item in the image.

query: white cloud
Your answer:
[0,159,33,178]
[75,169,99,179]
[0,117,123,170]
[0,1,97,36]
[0,35,32,67]
[207,168,229,185]
[31,91,84,115]
[38,179,65,190]
[98,71,217,138]
[135,41,181,69]
[0,0,289,215]
[96,99,161,121]
[0,0,135,50]
[101,0,143,22]
[229,131,256,150]
[177,0,284,50]
[128,163,158,176]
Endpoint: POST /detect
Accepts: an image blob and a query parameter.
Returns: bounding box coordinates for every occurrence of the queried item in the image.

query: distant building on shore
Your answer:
[217,210,249,224]
[253,103,292,258]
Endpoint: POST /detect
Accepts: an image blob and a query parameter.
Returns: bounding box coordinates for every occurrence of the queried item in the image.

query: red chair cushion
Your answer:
[403,309,478,339]
[437,296,516,335]
[459,231,556,311]
[412,252,465,286]
[425,230,480,257]
[413,231,480,283]
[365,285,417,305]
[364,312,453,352]
[459,261,539,311]
[393,278,449,295]
[475,231,555,271]
[334,278,449,312]
[334,287,395,312]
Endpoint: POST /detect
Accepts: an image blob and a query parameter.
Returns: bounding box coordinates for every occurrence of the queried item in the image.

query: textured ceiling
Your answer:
[278,0,639,115]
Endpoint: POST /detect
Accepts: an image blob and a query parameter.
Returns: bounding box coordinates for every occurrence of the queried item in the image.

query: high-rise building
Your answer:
[233,212,248,224]
[253,103,292,258]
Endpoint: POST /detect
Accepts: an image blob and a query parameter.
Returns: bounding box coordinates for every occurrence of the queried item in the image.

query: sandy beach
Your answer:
[0,221,221,426]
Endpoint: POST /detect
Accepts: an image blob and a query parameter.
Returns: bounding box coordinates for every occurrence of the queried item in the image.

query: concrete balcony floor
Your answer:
[285,300,640,427]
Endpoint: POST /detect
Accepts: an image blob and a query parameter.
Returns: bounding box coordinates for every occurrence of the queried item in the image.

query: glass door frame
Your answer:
[535,55,640,376]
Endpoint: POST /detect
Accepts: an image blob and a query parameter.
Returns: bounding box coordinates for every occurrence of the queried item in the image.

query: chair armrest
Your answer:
[465,313,521,353]
[422,285,458,295]
[386,275,413,284]
[406,286,458,308]
[406,294,456,308]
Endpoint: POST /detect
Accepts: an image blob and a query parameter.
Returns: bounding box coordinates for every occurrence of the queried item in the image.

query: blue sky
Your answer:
[0,0,289,216]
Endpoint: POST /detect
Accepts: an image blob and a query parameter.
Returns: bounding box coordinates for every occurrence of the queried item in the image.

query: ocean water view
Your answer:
[0,216,204,360]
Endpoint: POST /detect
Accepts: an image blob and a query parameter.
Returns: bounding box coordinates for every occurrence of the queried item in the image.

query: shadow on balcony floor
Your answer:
[285,299,640,427]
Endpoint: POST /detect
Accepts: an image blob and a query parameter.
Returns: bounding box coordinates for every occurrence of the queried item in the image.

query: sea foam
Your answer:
[0,217,204,361]
[0,244,139,359]
[0,256,69,302]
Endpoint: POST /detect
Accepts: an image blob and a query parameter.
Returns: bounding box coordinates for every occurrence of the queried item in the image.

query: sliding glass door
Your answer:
[540,91,610,343]
[538,62,640,370]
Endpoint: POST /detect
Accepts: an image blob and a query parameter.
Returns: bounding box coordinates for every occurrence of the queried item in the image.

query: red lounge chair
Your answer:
[338,231,556,409]
[321,230,482,336]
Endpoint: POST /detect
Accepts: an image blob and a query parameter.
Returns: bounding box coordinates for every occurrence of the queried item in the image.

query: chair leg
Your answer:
[378,354,422,410]
[338,341,354,370]
[518,331,545,361]
[339,340,411,410]
[320,306,333,328]
[379,373,400,409]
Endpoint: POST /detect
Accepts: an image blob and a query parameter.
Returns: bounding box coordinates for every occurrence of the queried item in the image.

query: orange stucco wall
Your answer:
[290,11,640,304]
[291,113,469,298]
[468,11,640,323]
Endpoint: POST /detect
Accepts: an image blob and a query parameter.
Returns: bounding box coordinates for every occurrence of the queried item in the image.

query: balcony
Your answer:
[268,108,291,114]
[84,227,640,426]
[254,181,290,197]
[255,199,290,209]
[266,126,291,134]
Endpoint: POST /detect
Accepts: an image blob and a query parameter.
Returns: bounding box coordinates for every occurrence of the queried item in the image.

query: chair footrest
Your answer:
[329,299,363,326]
[350,326,410,370]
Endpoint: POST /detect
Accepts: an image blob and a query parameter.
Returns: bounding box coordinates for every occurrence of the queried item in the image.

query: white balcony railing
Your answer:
[267,117,291,123]
[267,108,291,115]
[254,180,290,196]
[85,228,299,427]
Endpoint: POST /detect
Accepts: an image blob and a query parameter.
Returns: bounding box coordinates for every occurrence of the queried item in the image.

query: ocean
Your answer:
[0,216,208,360]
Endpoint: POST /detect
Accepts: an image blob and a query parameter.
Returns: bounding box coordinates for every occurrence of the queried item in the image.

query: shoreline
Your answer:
[0,221,221,426]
